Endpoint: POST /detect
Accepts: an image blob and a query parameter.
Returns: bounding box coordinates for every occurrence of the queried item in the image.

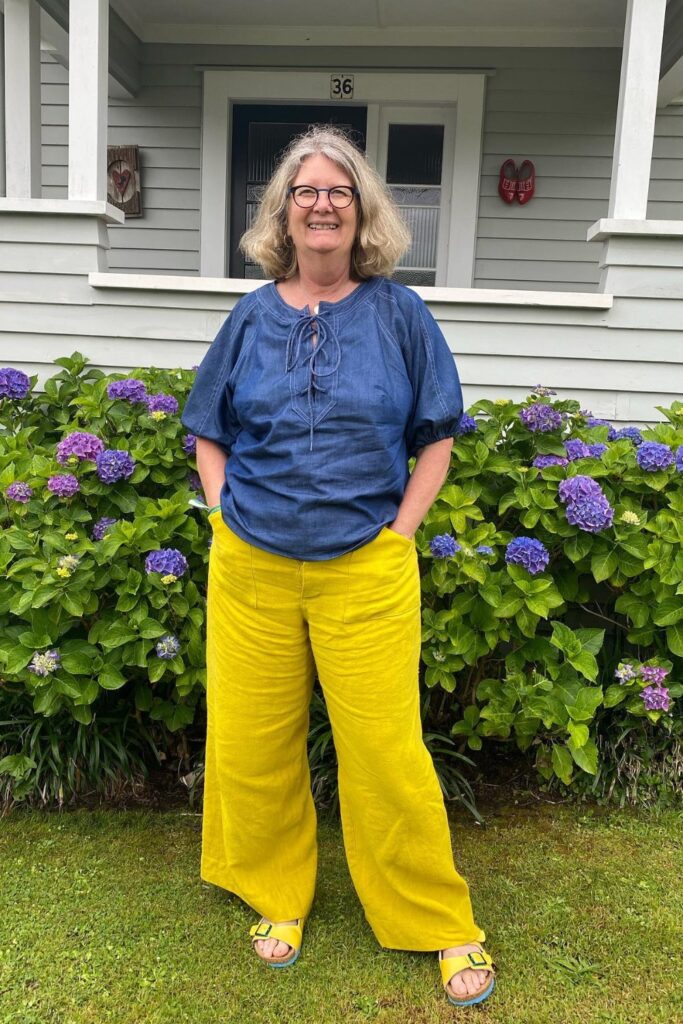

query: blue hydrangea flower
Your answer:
[96,449,135,483]
[558,475,604,505]
[565,495,614,533]
[146,393,179,415]
[28,649,61,677]
[675,446,683,473]
[476,545,494,556]
[564,439,592,461]
[107,378,148,403]
[615,662,638,683]
[532,454,568,469]
[92,516,118,541]
[56,431,105,465]
[613,426,643,446]
[0,367,30,399]
[504,536,550,575]
[47,474,79,497]
[586,443,608,458]
[188,471,203,493]
[519,403,563,433]
[636,441,673,472]
[455,414,477,435]
[182,433,197,455]
[641,685,671,712]
[155,634,180,660]
[585,416,611,429]
[145,549,188,578]
[6,482,32,503]
[429,534,461,558]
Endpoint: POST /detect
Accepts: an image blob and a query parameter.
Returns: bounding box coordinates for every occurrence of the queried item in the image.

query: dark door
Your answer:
[229,104,367,278]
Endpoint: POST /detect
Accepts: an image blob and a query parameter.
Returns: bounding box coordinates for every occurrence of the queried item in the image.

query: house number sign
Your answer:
[330,74,354,99]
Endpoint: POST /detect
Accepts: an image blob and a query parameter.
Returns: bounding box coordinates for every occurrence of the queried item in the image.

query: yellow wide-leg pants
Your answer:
[201,513,485,951]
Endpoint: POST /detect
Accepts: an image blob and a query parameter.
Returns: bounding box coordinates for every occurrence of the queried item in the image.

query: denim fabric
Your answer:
[181,277,464,561]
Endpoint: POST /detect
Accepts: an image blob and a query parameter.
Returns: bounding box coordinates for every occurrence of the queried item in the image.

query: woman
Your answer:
[181,126,496,1009]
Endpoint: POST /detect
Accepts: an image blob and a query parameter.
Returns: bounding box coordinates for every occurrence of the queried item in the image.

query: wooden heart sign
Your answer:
[112,168,131,196]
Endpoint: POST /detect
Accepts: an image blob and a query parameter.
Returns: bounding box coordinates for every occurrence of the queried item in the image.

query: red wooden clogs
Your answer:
[497,159,518,203]
[517,160,536,204]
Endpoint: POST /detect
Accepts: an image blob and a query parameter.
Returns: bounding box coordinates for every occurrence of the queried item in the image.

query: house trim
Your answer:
[198,68,486,286]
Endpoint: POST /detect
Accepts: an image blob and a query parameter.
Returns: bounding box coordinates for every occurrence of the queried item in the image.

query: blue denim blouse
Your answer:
[181,277,464,561]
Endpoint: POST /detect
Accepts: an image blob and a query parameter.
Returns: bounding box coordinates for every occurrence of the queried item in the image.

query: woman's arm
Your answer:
[389,437,453,539]
[196,437,229,508]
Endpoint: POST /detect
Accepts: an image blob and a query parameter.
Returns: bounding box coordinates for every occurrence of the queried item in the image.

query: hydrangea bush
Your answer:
[0,353,208,800]
[419,389,682,799]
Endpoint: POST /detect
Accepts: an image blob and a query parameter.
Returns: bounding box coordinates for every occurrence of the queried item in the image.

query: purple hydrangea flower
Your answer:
[91,516,118,541]
[182,433,197,455]
[28,649,61,677]
[107,378,148,403]
[564,439,592,461]
[675,446,683,473]
[565,495,615,533]
[155,634,180,660]
[145,549,188,578]
[615,662,638,683]
[188,471,203,493]
[585,416,611,429]
[533,454,569,469]
[430,534,461,558]
[0,367,30,399]
[146,393,179,415]
[640,665,670,685]
[641,685,671,712]
[505,536,550,575]
[476,545,494,555]
[613,426,643,446]
[56,431,105,465]
[95,450,135,484]
[586,443,608,458]
[455,413,477,436]
[6,482,32,503]
[636,442,674,473]
[519,403,563,433]
[47,474,79,497]
[558,475,604,505]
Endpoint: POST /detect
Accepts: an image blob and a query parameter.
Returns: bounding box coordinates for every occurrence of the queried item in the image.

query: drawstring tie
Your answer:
[286,311,341,450]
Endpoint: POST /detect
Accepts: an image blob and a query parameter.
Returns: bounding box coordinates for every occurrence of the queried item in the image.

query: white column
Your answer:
[68,0,109,201]
[0,14,5,197]
[4,0,41,198]
[608,0,667,220]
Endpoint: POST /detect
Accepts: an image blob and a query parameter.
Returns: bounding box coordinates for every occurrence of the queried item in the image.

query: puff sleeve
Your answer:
[402,297,464,457]
[180,309,242,453]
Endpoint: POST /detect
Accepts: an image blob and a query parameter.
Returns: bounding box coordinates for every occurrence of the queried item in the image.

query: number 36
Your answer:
[330,75,354,99]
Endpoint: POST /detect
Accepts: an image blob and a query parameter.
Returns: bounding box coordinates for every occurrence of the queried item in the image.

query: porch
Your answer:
[1,0,683,422]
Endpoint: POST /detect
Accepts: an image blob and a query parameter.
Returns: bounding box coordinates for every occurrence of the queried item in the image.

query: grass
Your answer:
[0,797,681,1024]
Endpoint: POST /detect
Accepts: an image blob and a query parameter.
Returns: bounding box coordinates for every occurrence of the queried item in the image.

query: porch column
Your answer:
[68,0,109,201]
[0,14,5,196]
[607,0,667,219]
[3,0,41,198]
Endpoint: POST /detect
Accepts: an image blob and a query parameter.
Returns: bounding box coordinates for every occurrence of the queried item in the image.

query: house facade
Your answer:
[1,0,683,422]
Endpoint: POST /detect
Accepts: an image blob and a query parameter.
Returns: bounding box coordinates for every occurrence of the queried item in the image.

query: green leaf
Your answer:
[603,684,628,708]
[567,722,589,747]
[71,704,93,725]
[550,621,582,659]
[60,652,94,675]
[652,599,683,627]
[567,737,598,775]
[564,534,592,563]
[567,649,599,682]
[591,547,618,583]
[98,622,138,649]
[666,622,683,657]
[148,659,167,684]
[137,618,167,639]
[492,593,525,617]
[98,665,127,690]
[551,745,574,785]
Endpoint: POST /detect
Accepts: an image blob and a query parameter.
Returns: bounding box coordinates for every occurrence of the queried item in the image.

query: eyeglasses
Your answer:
[288,185,360,209]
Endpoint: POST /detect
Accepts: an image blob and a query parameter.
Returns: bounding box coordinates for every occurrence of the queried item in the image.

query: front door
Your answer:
[229,104,367,278]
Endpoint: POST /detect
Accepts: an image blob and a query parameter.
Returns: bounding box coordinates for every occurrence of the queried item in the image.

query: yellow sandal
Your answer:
[439,944,496,1007]
[250,917,305,968]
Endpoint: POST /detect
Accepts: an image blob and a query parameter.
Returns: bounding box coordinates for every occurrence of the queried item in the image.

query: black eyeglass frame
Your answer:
[287,185,361,209]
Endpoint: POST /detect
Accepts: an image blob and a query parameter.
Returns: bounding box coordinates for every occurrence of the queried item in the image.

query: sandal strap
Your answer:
[439,947,495,988]
[249,918,304,952]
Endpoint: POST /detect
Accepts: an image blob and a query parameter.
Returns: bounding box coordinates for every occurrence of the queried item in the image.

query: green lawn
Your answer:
[0,799,681,1024]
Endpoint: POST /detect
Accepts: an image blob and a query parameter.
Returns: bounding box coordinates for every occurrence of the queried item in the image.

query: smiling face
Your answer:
[286,153,359,267]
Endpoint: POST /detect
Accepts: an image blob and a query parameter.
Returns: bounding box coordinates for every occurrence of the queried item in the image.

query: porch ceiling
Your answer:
[110,0,629,46]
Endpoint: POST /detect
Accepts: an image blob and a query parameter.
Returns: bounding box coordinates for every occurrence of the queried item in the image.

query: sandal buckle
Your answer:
[467,951,488,967]
[254,922,272,938]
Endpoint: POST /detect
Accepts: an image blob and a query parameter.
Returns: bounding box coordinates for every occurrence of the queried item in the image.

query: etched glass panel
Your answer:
[387,123,444,282]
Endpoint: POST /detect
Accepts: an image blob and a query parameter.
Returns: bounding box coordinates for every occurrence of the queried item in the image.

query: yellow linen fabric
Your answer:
[201,511,485,951]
